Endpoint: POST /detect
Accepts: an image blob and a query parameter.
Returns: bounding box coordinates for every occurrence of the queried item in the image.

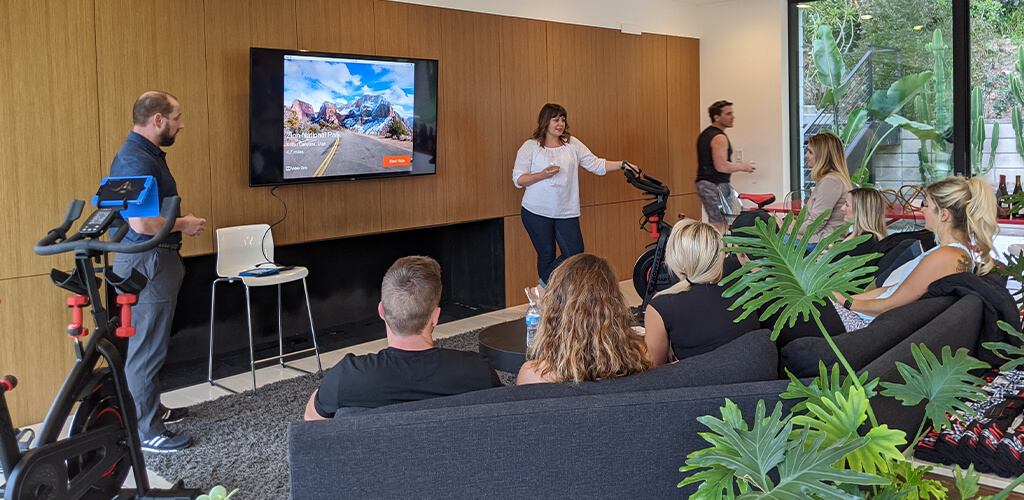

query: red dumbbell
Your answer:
[116,294,138,338]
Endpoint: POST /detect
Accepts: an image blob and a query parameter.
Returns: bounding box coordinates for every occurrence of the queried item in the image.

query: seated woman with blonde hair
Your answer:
[517,253,651,384]
[644,219,760,366]
[833,176,998,331]
[835,187,889,259]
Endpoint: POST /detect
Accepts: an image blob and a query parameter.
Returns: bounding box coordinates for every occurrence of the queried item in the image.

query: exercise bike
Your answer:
[0,185,199,499]
[622,163,677,324]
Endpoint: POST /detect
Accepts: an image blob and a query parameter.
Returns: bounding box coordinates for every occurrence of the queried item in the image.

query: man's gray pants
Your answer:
[113,247,185,440]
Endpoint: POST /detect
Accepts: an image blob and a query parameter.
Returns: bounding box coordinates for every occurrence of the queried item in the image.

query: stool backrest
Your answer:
[215,224,274,277]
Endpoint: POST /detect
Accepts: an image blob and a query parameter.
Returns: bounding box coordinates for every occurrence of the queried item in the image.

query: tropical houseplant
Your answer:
[677,209,1024,498]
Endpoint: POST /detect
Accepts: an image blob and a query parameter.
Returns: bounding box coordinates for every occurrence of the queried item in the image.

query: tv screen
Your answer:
[249,47,438,187]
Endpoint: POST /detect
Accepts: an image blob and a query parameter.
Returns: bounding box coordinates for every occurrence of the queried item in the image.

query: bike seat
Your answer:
[738,193,776,207]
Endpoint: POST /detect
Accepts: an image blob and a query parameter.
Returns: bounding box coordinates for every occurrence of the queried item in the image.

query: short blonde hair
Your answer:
[380,256,442,336]
[658,219,723,296]
[526,254,651,382]
[847,188,888,242]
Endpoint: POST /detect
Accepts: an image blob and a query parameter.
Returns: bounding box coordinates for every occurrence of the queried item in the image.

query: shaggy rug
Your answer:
[144,327,515,498]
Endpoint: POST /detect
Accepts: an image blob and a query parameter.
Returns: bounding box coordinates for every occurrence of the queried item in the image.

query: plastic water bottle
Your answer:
[525,300,540,347]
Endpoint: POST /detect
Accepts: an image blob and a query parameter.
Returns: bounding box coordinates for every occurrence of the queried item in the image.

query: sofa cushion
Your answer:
[365,328,779,416]
[779,296,959,378]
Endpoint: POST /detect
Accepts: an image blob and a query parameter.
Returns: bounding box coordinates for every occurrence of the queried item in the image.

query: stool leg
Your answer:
[208,280,218,385]
[277,283,284,367]
[302,277,322,374]
[245,285,257,392]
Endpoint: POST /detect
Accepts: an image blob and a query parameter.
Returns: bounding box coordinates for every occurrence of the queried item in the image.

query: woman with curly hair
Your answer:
[517,253,651,384]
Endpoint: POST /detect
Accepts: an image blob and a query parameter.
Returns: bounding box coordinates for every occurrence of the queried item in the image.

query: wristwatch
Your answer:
[842,299,853,310]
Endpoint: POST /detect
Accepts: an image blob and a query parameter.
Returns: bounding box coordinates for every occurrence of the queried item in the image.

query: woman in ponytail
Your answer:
[832,176,998,331]
[644,219,760,365]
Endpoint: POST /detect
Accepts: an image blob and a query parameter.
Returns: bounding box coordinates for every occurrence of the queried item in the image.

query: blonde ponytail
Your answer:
[657,219,724,296]
[965,177,997,275]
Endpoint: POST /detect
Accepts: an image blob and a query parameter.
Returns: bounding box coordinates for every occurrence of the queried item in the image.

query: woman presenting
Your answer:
[513,103,637,285]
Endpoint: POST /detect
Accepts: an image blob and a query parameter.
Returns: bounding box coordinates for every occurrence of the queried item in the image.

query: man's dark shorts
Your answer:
[695,180,733,224]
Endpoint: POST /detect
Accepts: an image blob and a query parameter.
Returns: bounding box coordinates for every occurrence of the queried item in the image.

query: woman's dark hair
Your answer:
[531,103,571,146]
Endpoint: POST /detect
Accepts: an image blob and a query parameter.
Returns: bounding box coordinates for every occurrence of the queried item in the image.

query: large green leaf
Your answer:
[879,344,989,432]
[1012,106,1024,160]
[781,362,879,414]
[721,209,878,340]
[954,464,981,500]
[886,115,944,144]
[866,72,935,121]
[812,25,845,89]
[839,109,869,146]
[982,321,1024,372]
[882,460,947,500]
[791,387,906,475]
[737,430,887,499]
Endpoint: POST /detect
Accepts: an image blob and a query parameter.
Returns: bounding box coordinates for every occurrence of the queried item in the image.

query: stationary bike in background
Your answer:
[0,177,199,499]
[622,163,678,324]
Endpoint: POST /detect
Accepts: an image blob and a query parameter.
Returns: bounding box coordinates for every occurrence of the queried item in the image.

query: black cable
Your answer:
[259,185,288,266]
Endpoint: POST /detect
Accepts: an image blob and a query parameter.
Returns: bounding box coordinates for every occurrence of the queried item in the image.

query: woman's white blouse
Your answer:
[512,136,607,218]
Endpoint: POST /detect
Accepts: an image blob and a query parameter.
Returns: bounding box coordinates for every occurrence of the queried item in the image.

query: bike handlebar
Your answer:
[622,162,669,198]
[34,196,181,256]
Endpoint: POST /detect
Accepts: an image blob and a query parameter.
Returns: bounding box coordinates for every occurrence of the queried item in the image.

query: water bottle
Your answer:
[524,287,541,347]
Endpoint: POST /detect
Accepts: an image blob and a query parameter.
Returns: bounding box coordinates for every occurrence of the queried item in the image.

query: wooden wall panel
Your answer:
[374,1,447,232]
[297,0,383,240]
[666,193,704,224]
[204,0,305,245]
[0,276,81,426]
[440,10,505,223]
[580,200,654,286]
[94,0,213,256]
[503,215,539,307]
[498,17,549,217]
[667,37,701,196]
[0,0,100,279]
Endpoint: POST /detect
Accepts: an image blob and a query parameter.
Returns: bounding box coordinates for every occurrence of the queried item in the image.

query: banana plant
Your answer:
[813,25,849,133]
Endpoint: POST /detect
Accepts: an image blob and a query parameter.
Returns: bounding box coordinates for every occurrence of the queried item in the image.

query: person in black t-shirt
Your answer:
[645,219,760,365]
[695,100,757,234]
[304,256,501,419]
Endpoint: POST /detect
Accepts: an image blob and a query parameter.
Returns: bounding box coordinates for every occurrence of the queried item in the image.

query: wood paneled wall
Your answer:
[0,0,699,425]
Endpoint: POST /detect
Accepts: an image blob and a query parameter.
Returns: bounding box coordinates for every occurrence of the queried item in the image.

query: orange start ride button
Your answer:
[382,155,411,167]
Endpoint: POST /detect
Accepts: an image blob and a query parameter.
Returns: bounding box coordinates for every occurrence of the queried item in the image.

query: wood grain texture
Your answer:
[580,200,654,286]
[503,214,539,307]
[203,0,305,245]
[498,17,549,217]
[439,9,505,223]
[296,0,383,240]
[0,275,81,427]
[94,0,214,256]
[374,0,447,232]
[0,0,101,279]
[667,36,701,196]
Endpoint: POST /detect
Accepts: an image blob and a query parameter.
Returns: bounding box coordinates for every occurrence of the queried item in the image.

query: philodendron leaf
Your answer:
[867,72,935,120]
[882,459,947,500]
[721,209,878,340]
[790,387,906,475]
[982,321,1024,372]
[879,344,989,432]
[739,429,887,499]
[840,109,870,146]
[954,463,982,500]
[680,400,790,494]
[781,362,879,414]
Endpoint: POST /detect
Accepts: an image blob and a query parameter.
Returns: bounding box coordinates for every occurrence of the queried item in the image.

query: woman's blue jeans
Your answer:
[520,207,584,284]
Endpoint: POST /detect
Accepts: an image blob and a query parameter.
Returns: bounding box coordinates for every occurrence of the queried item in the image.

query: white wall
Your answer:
[698,0,790,200]
[384,0,702,38]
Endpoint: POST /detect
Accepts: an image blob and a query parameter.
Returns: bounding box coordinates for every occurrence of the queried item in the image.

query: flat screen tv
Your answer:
[249,47,438,187]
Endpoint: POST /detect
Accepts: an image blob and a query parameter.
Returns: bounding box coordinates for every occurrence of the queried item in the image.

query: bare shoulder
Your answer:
[710,134,728,146]
[921,246,973,273]
[517,360,554,385]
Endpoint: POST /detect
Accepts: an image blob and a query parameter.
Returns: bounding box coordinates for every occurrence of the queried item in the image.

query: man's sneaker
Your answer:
[160,405,189,424]
[140,431,191,453]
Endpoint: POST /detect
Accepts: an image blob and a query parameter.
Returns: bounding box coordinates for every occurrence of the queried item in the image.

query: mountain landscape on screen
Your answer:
[285,94,413,142]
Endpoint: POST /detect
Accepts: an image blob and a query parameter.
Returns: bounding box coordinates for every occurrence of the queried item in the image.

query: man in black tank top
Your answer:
[695,100,757,233]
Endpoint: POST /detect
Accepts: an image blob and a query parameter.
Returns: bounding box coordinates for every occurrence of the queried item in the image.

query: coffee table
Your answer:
[477,319,527,373]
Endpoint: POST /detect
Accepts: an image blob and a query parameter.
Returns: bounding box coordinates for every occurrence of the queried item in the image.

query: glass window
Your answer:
[793,0,954,194]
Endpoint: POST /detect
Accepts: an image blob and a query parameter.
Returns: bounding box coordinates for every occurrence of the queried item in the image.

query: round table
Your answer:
[477,320,527,373]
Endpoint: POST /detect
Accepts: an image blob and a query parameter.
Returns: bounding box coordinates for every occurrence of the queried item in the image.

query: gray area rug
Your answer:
[145,327,515,498]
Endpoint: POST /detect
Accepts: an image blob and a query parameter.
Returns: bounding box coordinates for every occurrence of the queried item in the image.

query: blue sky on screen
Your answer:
[283,55,414,117]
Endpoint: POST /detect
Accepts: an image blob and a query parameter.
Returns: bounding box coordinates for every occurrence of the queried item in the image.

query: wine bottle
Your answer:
[998,174,1010,220]
[1013,175,1023,219]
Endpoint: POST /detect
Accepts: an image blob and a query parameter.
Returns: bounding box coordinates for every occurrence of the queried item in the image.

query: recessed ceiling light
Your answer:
[913,25,924,30]
[861,14,873,20]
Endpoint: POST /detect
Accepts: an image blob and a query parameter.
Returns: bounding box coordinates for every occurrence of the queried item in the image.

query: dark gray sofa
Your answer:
[289,295,985,499]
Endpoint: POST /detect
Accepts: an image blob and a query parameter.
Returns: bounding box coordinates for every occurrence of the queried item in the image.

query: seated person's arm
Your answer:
[517,360,552,385]
[847,247,969,318]
[643,305,672,367]
[842,286,890,302]
[304,390,329,421]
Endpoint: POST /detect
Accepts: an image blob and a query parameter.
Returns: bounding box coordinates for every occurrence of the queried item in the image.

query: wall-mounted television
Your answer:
[249,47,438,187]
